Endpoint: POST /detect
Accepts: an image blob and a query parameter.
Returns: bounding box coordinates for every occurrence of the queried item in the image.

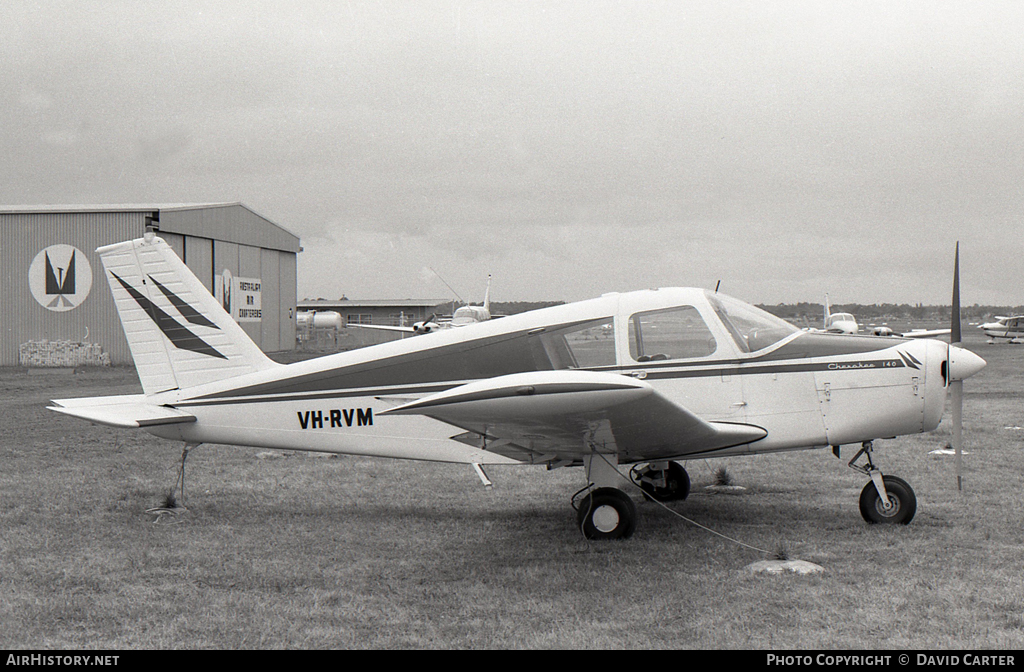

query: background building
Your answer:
[1,203,300,366]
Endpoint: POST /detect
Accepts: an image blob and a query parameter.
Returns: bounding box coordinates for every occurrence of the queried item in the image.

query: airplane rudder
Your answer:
[98,235,277,393]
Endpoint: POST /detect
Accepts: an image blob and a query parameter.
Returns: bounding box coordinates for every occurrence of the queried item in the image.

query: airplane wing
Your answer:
[379,370,767,463]
[899,328,951,339]
[347,323,416,333]
[48,395,197,428]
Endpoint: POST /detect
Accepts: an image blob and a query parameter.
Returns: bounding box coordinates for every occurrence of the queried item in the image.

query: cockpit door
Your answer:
[619,304,747,422]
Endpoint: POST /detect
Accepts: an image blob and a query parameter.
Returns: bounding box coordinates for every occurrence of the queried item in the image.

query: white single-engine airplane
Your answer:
[823,294,859,334]
[979,315,1024,343]
[50,235,986,539]
[349,276,493,335]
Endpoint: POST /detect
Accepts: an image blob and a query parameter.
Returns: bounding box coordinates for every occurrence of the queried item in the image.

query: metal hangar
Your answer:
[0,203,301,366]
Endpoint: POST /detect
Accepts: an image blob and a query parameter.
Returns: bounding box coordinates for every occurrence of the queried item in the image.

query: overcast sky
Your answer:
[3,1,1023,306]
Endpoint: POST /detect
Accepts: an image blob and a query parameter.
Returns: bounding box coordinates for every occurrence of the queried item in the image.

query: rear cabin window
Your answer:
[538,318,617,369]
[628,306,717,361]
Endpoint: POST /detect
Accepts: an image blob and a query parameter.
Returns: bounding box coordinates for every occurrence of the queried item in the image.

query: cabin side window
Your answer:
[628,306,717,361]
[537,318,617,369]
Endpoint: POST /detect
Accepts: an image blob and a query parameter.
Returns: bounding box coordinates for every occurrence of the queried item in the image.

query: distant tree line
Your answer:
[758,302,1024,324]
[432,300,566,316]
[489,301,566,315]
[432,299,1024,323]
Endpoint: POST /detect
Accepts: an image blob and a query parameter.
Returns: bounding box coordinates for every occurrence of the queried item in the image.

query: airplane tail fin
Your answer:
[483,274,491,313]
[824,293,831,326]
[98,234,279,395]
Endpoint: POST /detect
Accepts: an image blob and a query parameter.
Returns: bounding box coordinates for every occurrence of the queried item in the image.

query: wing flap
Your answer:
[381,371,766,462]
[49,395,197,429]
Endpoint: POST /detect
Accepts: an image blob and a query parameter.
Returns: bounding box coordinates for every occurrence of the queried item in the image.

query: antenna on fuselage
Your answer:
[714,280,721,293]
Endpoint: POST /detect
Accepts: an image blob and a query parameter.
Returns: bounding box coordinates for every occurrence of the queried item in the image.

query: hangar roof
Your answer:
[0,202,300,254]
[0,203,232,213]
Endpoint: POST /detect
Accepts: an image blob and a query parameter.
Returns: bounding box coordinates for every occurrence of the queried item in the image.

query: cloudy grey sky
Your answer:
[3,1,1023,305]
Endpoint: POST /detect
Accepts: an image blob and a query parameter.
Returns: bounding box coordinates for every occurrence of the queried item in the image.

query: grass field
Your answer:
[2,332,1022,649]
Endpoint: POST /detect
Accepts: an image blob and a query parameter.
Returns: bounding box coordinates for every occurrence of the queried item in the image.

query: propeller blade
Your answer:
[951,241,962,345]
[952,379,963,491]
[950,241,963,490]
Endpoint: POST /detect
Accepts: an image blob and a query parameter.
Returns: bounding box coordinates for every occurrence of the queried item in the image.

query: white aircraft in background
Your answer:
[449,275,493,327]
[49,235,985,539]
[979,315,1024,343]
[823,294,858,334]
[349,275,493,335]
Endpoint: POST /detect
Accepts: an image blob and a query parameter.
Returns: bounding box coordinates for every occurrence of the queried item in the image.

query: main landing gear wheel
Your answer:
[636,461,691,502]
[859,475,917,525]
[576,487,638,540]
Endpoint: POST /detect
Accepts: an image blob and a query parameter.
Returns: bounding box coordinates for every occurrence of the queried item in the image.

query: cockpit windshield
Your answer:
[705,291,798,353]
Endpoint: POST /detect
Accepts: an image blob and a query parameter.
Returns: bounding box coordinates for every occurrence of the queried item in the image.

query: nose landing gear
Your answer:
[845,441,917,525]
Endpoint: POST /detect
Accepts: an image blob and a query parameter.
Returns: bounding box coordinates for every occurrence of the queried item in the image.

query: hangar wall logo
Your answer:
[215,268,262,323]
[28,244,93,311]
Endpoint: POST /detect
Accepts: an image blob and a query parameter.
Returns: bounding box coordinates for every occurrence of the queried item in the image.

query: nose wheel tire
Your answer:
[859,475,916,525]
[576,487,638,539]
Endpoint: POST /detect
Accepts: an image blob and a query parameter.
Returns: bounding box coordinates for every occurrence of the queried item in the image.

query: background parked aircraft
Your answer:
[350,275,493,335]
[822,294,858,334]
[979,315,1024,343]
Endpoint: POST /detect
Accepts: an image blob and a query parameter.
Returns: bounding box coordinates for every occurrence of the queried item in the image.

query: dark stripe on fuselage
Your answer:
[178,330,909,407]
[193,318,605,401]
[730,332,908,362]
[195,328,904,401]
[174,352,912,408]
[175,382,461,407]
[621,357,908,381]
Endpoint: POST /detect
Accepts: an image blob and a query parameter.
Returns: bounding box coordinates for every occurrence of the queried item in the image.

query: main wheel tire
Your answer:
[859,475,916,524]
[576,487,638,539]
[640,461,691,502]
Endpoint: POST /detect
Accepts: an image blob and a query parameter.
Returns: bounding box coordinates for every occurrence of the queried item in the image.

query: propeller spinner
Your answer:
[413,314,440,334]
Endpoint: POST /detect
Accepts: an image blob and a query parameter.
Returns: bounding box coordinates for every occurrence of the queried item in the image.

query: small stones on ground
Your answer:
[746,559,824,575]
[705,484,748,494]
